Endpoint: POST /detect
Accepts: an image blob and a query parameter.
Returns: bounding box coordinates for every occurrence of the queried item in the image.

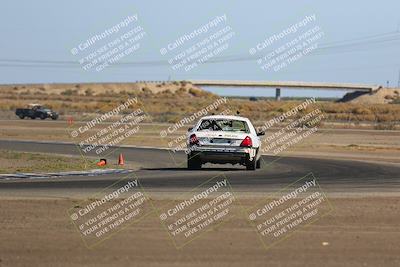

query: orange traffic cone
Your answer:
[118,154,125,166]
[96,159,107,167]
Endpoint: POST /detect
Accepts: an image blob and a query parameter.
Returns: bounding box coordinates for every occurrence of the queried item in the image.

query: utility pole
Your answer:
[397,69,400,88]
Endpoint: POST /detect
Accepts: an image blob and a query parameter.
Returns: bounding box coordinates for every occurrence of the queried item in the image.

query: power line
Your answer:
[1,31,400,68]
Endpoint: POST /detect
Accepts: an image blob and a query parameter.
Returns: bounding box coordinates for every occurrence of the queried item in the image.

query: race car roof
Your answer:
[199,115,249,121]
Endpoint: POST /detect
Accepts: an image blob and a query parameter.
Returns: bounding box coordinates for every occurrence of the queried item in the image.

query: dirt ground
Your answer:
[0,197,399,267]
[1,107,399,266]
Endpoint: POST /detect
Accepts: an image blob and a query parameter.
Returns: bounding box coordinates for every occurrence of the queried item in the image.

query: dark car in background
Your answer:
[15,104,59,120]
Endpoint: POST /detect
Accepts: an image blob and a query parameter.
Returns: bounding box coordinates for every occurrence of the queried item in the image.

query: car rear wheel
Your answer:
[18,114,25,119]
[246,159,256,170]
[30,116,36,120]
[40,114,46,120]
[188,154,201,170]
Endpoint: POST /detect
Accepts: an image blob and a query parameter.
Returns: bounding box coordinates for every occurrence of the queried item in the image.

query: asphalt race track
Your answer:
[0,140,399,194]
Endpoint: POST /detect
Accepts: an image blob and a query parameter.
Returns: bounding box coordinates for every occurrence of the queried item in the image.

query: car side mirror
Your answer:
[257,131,265,136]
[188,127,193,132]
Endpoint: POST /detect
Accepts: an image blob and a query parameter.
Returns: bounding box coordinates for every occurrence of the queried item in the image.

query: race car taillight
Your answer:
[240,136,252,147]
[189,134,199,145]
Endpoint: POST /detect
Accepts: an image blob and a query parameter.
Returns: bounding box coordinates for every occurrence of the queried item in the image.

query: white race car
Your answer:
[186,115,264,170]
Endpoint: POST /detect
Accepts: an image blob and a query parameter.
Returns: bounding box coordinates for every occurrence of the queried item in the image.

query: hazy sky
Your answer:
[1,0,400,97]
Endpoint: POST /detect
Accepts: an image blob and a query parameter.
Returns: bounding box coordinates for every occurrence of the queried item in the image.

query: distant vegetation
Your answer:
[0,82,399,128]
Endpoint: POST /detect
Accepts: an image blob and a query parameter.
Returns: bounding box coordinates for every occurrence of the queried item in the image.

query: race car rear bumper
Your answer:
[189,146,257,165]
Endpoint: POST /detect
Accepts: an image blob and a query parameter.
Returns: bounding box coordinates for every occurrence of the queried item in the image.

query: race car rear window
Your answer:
[197,119,250,133]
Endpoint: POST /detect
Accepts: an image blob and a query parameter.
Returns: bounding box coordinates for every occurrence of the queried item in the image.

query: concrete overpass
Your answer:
[189,80,381,100]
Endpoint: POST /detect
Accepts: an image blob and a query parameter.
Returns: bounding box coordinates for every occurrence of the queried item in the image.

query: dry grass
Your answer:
[1,83,400,126]
[0,150,91,173]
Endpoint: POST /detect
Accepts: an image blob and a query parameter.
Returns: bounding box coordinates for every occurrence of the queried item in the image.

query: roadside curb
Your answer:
[0,169,133,180]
